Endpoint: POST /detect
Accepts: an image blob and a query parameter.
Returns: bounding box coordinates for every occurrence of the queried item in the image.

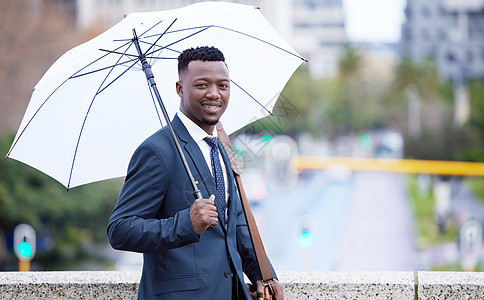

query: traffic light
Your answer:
[17,240,34,259]
[14,224,36,271]
[297,226,314,248]
[358,134,373,150]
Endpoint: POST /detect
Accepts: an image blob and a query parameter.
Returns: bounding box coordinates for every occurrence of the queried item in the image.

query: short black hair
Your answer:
[177,46,225,75]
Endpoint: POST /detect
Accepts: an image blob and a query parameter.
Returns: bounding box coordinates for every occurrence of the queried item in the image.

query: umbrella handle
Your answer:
[132,29,202,200]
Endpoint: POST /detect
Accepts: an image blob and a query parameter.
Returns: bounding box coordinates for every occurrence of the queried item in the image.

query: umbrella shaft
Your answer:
[132,29,202,200]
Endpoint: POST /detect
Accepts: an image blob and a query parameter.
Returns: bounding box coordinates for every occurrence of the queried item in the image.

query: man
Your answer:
[107,46,283,300]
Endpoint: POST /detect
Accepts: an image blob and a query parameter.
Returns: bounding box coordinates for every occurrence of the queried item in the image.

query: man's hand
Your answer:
[249,279,284,300]
[189,194,218,235]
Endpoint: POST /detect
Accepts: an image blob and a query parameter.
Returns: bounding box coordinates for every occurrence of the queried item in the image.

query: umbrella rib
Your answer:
[142,24,306,62]
[144,56,177,60]
[98,49,139,58]
[112,17,165,42]
[146,79,164,127]
[71,56,139,78]
[7,37,138,162]
[5,79,70,159]
[68,42,139,188]
[139,39,180,54]
[6,42,133,159]
[97,59,139,95]
[139,18,165,38]
[138,41,180,65]
[142,25,211,39]
[68,37,135,79]
[144,26,210,58]
[230,79,273,116]
[142,44,181,59]
[211,25,307,62]
[142,18,177,58]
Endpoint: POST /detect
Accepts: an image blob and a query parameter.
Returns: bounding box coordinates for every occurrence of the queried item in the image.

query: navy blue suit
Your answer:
[108,116,271,299]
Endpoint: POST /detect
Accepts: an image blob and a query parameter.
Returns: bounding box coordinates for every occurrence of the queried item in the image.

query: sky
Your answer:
[342,0,407,43]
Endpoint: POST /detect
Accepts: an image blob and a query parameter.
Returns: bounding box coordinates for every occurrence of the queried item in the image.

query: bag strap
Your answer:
[216,122,275,288]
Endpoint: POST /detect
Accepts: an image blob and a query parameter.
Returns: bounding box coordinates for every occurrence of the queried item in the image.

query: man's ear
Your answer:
[176,81,183,98]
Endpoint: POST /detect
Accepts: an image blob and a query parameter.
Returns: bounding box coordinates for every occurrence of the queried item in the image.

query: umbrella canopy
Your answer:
[6,2,305,188]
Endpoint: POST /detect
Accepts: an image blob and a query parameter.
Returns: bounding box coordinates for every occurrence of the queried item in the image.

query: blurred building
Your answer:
[292,0,347,78]
[74,0,347,78]
[400,0,484,81]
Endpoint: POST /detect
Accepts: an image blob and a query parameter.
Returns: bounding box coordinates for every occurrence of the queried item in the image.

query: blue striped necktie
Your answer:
[204,137,227,225]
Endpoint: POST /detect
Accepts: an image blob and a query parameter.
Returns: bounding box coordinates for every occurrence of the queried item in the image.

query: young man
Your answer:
[107,46,283,300]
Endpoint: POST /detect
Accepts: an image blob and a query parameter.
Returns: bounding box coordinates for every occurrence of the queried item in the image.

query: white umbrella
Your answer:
[6,1,305,189]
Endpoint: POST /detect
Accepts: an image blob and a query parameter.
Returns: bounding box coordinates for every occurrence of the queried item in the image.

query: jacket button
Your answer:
[224,270,231,278]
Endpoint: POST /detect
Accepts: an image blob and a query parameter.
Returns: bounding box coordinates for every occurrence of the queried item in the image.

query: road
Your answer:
[251,170,417,271]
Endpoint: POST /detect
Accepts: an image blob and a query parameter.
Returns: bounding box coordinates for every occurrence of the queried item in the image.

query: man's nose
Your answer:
[206,85,220,98]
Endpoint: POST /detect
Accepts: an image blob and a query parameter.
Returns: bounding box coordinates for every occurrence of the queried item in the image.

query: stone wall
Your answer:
[0,271,483,299]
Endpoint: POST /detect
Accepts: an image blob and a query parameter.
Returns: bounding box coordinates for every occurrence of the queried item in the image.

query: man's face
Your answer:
[177,60,230,134]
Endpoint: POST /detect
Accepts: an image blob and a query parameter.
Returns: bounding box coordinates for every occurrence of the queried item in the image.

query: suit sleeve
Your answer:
[107,141,199,252]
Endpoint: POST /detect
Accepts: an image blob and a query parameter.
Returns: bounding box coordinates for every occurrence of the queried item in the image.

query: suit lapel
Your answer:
[172,116,226,233]
[218,139,238,232]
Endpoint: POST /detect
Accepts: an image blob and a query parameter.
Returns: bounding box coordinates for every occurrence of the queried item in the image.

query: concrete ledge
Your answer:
[0,271,140,299]
[0,271,483,299]
[279,271,415,299]
[417,271,484,300]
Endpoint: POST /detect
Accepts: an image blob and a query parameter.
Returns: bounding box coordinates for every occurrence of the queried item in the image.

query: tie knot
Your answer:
[204,136,218,149]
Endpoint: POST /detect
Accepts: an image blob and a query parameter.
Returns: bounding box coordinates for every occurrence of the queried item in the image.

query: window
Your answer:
[467,50,474,63]
[421,6,431,18]
[404,28,412,41]
[421,28,430,40]
[437,29,446,41]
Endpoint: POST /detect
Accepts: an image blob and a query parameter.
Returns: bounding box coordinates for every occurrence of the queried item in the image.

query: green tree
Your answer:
[333,44,364,135]
[469,80,484,141]
[392,57,440,99]
[248,45,393,140]
[325,45,390,137]
[391,58,484,162]
[0,133,122,270]
[387,57,444,130]
[463,80,484,162]
[248,65,329,138]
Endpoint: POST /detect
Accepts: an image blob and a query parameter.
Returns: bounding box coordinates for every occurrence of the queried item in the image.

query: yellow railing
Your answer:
[294,156,484,177]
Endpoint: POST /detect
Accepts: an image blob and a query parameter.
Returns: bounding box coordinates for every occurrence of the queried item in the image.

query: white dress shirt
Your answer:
[176,112,230,217]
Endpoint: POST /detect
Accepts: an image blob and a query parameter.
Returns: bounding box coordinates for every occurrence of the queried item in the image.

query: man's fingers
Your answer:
[208,194,215,204]
[190,195,219,235]
[196,195,216,210]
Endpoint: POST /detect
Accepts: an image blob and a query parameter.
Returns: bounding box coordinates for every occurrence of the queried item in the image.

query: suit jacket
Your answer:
[107,115,271,299]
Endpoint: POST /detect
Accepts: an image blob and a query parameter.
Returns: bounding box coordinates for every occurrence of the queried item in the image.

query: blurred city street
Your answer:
[249,163,484,272]
[252,170,417,271]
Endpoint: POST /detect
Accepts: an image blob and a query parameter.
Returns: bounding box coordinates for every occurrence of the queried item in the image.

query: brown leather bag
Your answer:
[216,122,274,299]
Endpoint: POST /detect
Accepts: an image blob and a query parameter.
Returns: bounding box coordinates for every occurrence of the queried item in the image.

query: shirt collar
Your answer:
[177,111,217,142]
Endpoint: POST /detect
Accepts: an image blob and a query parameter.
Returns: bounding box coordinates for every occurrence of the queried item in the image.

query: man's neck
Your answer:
[177,111,217,140]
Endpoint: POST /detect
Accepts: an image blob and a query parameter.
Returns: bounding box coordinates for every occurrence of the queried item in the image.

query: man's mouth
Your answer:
[202,104,220,109]
[201,102,223,111]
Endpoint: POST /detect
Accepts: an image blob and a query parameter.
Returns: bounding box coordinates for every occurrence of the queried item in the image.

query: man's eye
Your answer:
[219,84,229,89]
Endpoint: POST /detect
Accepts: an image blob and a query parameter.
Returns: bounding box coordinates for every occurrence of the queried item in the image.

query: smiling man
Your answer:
[107,46,283,300]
